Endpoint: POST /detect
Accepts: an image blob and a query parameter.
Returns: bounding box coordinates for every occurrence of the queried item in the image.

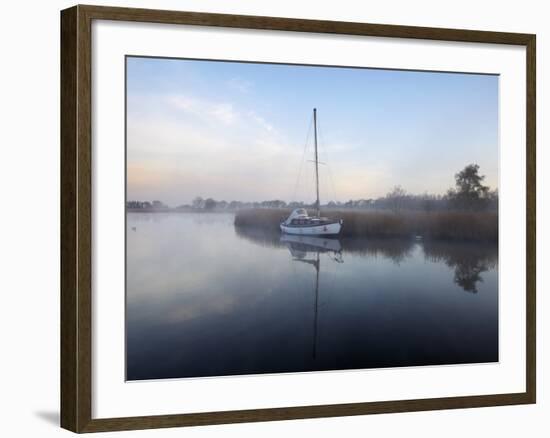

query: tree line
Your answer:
[127,164,498,213]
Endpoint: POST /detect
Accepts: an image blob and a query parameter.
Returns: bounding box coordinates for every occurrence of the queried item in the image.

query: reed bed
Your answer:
[234,208,498,242]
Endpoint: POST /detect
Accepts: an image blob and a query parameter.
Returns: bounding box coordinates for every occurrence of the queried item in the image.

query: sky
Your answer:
[126,56,499,207]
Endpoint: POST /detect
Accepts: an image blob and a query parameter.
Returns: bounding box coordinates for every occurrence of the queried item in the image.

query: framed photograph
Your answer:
[60,4,536,433]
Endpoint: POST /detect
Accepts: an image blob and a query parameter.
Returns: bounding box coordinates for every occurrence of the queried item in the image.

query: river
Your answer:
[126,212,498,380]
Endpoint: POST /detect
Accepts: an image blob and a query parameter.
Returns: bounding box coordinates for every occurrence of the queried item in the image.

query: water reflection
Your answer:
[126,213,499,380]
[235,226,414,262]
[281,235,343,359]
[236,225,497,294]
[340,238,414,265]
[281,234,343,262]
[422,242,498,293]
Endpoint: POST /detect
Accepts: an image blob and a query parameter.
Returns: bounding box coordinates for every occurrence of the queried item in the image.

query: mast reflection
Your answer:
[281,235,343,359]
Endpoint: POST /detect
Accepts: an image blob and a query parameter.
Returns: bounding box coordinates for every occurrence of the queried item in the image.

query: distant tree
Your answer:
[228,200,241,210]
[192,196,204,209]
[422,198,434,213]
[261,200,285,208]
[386,185,407,213]
[152,200,165,209]
[356,199,371,209]
[204,198,217,210]
[288,201,304,208]
[418,193,438,213]
[447,164,490,211]
[127,201,142,209]
[487,189,499,211]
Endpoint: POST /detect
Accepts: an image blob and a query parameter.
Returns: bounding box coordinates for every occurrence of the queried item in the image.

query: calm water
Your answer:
[126,212,498,381]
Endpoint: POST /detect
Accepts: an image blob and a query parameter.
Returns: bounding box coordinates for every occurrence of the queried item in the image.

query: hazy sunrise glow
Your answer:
[126,57,499,206]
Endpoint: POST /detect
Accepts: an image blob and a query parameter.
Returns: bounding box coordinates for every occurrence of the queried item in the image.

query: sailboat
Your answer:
[280,108,343,236]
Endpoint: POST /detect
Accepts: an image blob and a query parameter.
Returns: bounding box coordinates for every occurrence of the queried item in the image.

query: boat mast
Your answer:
[313,108,320,217]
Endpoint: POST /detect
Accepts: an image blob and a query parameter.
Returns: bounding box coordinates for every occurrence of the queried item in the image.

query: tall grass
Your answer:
[234,208,498,242]
[234,208,291,232]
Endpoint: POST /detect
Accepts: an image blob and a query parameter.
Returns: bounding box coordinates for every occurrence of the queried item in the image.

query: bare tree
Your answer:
[386,185,407,213]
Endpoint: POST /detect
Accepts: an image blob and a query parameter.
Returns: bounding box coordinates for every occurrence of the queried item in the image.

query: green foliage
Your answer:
[447,164,491,211]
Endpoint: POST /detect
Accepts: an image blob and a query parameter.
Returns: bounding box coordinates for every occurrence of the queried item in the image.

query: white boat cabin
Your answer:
[282,209,328,226]
[281,209,342,236]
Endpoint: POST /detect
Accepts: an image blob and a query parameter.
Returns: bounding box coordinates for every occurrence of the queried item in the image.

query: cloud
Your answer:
[167,95,239,126]
[210,103,238,125]
[248,111,274,132]
[127,92,401,206]
[167,95,195,111]
[127,93,303,205]
[129,93,445,206]
[227,77,253,93]
[166,94,278,134]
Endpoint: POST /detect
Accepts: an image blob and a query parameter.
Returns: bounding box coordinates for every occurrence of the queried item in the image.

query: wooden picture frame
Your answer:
[61,4,536,433]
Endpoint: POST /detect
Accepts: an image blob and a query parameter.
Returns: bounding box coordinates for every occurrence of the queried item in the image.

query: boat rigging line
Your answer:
[291,113,313,204]
[316,116,339,206]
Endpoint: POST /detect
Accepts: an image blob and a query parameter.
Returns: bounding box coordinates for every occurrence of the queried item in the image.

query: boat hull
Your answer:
[280,234,342,252]
[280,221,342,236]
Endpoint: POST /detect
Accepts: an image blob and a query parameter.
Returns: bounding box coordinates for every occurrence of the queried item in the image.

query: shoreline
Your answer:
[126,208,498,243]
[234,208,498,243]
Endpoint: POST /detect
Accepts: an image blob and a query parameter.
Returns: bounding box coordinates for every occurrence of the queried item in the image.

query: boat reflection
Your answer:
[280,234,343,263]
[235,225,413,262]
[280,235,343,359]
[236,225,497,294]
